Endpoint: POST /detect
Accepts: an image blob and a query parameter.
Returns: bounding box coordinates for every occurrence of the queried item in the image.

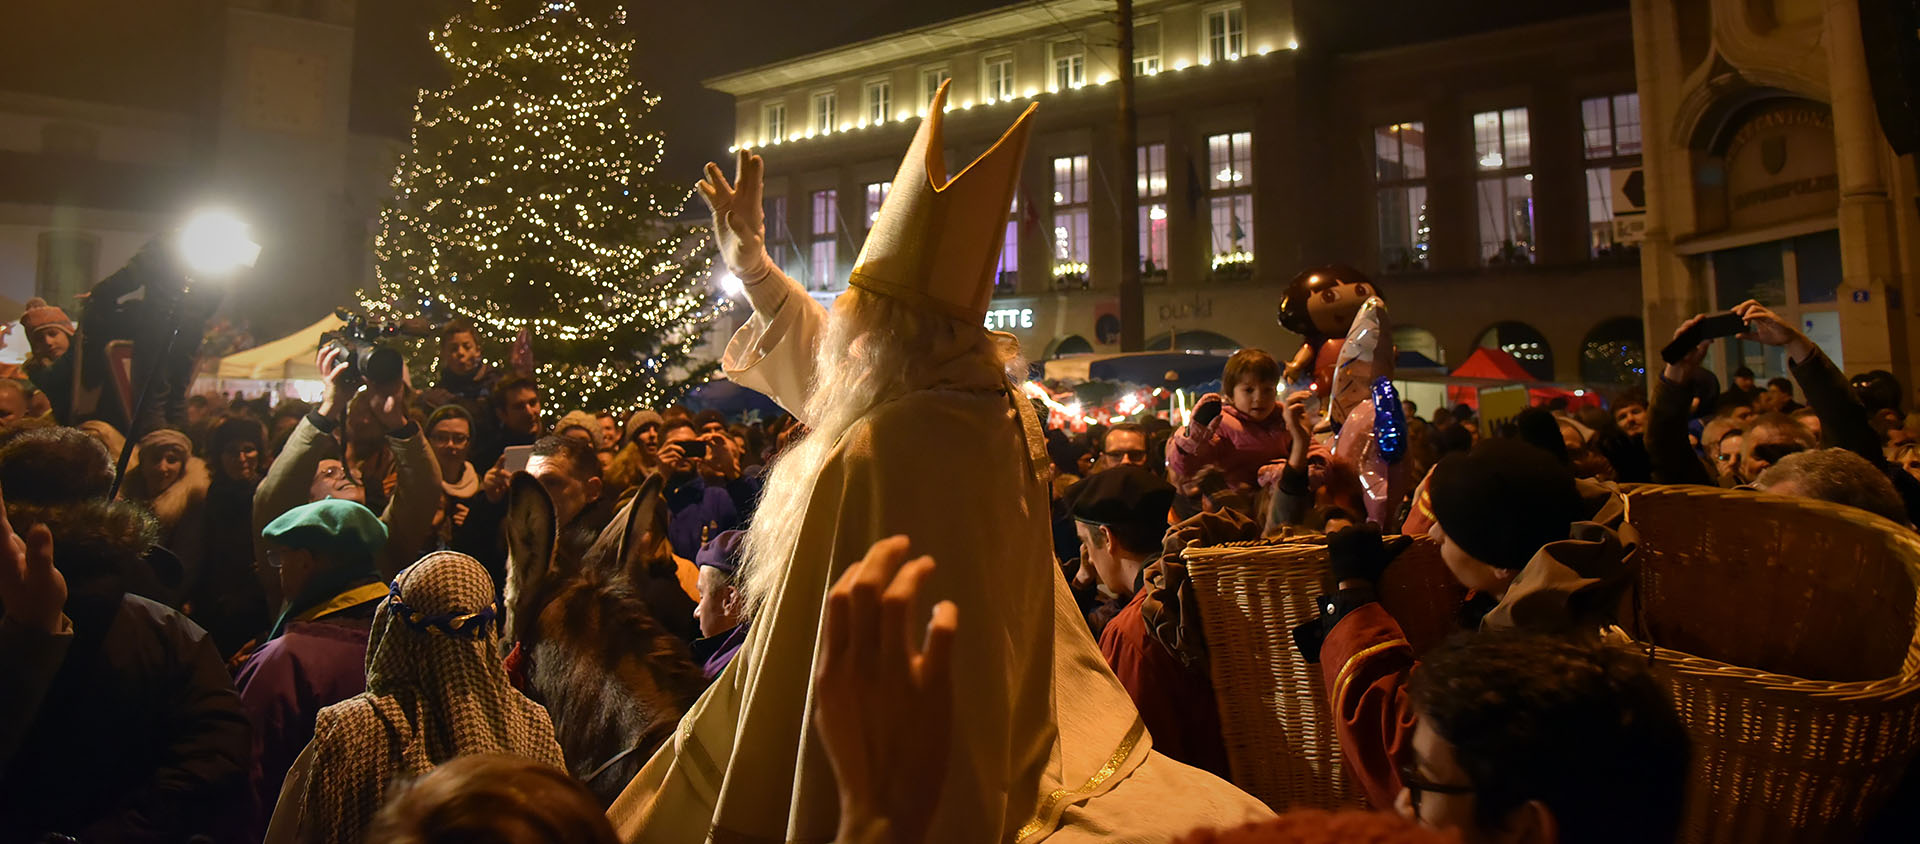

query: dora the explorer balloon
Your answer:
[1277,265,1384,414]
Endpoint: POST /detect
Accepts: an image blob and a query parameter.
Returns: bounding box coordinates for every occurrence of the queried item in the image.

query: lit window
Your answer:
[1206,132,1254,268]
[1473,107,1530,169]
[865,79,891,125]
[811,91,836,134]
[810,189,838,289]
[1052,155,1090,283]
[1208,131,1252,187]
[1137,144,1168,275]
[983,55,1015,101]
[1472,108,1534,265]
[920,66,951,106]
[1374,122,1429,272]
[1133,20,1162,75]
[996,219,1019,291]
[1204,4,1245,63]
[1052,41,1085,90]
[864,181,891,227]
[762,102,786,141]
[1582,93,1642,258]
[1582,93,1642,158]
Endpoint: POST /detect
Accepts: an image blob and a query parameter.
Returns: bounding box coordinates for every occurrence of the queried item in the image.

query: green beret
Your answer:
[263,499,388,560]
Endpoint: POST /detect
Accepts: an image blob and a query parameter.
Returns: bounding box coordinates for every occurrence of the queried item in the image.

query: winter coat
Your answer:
[192,474,271,656]
[663,473,755,562]
[0,498,250,843]
[254,414,443,587]
[1166,395,1292,491]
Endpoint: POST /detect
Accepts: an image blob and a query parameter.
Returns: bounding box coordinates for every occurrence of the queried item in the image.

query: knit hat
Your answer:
[19,298,73,336]
[136,428,191,461]
[1427,439,1580,571]
[625,409,664,441]
[263,498,389,562]
[696,529,746,576]
[555,410,603,449]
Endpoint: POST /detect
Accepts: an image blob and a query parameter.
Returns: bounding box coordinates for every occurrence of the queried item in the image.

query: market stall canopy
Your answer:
[681,375,783,417]
[208,313,343,380]
[1388,346,1601,411]
[1043,351,1226,387]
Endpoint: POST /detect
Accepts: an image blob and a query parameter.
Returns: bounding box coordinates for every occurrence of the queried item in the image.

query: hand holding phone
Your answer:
[501,445,534,474]
[1660,311,1748,364]
[678,439,708,459]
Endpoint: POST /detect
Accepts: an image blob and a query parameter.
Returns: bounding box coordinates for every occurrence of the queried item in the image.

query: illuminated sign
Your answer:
[984,307,1035,330]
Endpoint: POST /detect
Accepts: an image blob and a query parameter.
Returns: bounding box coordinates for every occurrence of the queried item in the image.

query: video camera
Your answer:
[320,309,438,389]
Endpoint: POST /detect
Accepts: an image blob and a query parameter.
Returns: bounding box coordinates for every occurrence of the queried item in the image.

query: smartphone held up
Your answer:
[1660,311,1749,364]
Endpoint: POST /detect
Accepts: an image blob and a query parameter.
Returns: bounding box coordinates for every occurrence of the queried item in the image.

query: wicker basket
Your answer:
[1184,537,1464,810]
[1622,484,1920,844]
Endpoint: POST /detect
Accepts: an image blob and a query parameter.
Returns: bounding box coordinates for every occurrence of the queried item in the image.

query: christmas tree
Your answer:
[369,0,719,414]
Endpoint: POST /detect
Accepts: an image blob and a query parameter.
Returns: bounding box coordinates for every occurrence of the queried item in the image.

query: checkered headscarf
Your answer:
[287,552,564,844]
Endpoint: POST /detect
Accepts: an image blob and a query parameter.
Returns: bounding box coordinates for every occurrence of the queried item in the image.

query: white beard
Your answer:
[738,291,1020,617]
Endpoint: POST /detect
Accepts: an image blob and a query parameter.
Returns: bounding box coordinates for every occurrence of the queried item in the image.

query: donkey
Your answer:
[504,472,709,806]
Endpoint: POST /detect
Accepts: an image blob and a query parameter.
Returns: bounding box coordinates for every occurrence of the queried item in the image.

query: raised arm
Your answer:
[699,149,828,421]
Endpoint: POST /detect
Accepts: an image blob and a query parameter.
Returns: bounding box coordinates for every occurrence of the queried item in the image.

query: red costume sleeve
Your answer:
[1100,592,1232,778]
[1319,602,1418,810]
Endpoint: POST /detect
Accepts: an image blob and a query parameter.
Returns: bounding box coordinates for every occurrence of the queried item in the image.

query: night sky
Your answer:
[3,0,1622,188]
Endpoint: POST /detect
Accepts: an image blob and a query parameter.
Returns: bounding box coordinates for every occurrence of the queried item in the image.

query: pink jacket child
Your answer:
[1166,395,1293,492]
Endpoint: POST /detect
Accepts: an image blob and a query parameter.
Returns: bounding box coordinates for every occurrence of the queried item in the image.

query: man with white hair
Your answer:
[609,83,1269,842]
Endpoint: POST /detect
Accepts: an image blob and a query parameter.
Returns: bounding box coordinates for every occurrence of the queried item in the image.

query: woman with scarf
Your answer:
[117,427,208,600]
[233,498,392,839]
[425,405,480,554]
[264,551,563,844]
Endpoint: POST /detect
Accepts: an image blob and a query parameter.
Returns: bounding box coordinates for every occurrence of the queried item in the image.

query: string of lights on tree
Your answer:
[368,0,721,414]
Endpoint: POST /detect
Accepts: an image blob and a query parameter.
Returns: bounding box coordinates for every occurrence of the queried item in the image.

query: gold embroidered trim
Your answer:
[1015,719,1147,843]
[1333,638,1411,705]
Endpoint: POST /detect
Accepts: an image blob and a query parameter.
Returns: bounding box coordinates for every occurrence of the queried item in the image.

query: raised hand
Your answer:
[816,536,958,844]
[1733,299,1815,361]
[315,344,354,418]
[696,149,773,284]
[0,484,64,633]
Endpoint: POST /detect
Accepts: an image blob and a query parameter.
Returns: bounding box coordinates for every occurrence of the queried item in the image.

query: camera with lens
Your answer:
[320,309,437,389]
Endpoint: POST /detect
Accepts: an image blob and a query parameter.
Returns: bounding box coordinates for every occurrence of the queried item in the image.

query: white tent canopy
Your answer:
[208,313,343,380]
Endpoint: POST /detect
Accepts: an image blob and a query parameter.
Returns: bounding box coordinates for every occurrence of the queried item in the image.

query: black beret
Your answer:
[1071,466,1176,529]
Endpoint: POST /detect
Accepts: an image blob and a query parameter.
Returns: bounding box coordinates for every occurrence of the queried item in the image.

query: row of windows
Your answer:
[1374,93,1642,271]
[769,93,1639,289]
[760,4,1249,139]
[761,130,1257,291]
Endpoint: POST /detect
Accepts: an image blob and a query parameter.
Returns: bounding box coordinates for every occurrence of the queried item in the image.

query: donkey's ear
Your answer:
[506,472,560,597]
[615,472,673,580]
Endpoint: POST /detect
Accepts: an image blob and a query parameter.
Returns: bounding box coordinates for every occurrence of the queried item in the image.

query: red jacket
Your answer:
[1320,601,1418,810]
[1099,586,1231,778]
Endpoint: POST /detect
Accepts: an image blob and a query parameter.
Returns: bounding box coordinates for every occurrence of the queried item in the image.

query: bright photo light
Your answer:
[177,209,261,277]
[719,272,744,297]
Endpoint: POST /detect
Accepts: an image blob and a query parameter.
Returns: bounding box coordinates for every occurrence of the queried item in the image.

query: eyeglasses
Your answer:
[264,549,286,570]
[429,431,471,446]
[1399,762,1474,816]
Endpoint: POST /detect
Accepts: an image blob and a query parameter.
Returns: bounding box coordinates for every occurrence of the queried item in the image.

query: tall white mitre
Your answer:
[847,79,1037,325]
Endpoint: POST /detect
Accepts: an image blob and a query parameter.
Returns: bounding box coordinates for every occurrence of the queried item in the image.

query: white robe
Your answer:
[607,268,1270,842]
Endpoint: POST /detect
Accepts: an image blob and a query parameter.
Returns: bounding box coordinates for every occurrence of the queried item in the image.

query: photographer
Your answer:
[252,345,441,604]
[657,418,760,560]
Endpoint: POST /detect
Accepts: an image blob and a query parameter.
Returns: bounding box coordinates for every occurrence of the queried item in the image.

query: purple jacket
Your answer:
[1165,396,1292,491]
[233,607,374,835]
[690,623,749,681]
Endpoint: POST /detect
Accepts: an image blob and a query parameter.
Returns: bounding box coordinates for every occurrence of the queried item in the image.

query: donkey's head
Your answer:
[502,472,706,803]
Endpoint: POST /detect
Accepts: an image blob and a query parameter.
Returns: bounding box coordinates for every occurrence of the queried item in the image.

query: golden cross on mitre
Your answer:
[847,80,1038,326]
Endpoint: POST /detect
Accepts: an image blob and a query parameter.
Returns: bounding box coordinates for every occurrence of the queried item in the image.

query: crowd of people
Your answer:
[5,101,1920,843]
